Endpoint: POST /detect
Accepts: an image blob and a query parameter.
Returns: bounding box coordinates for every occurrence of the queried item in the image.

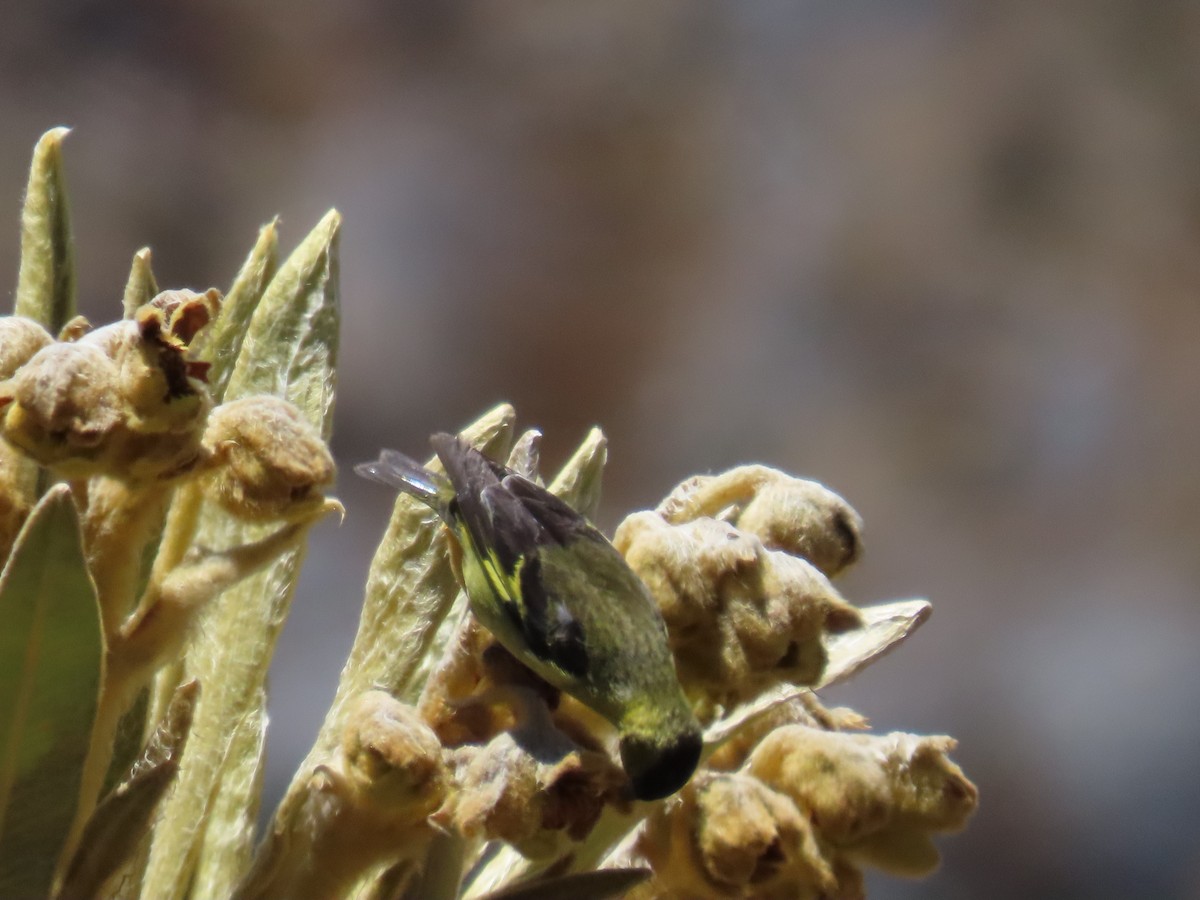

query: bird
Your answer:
[357,432,701,800]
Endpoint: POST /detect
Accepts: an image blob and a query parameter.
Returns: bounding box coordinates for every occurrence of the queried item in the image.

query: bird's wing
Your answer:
[433,433,593,678]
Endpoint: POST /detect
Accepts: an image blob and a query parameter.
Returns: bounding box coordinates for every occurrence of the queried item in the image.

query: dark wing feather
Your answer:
[431,432,595,679]
[431,433,528,567]
[499,474,599,546]
[518,556,590,677]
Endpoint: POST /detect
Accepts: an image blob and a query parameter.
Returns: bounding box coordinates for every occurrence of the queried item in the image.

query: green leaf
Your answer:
[121,248,159,320]
[188,700,265,900]
[142,212,341,899]
[0,485,102,897]
[195,219,280,402]
[56,680,198,900]
[222,210,339,430]
[14,128,75,332]
[547,427,607,520]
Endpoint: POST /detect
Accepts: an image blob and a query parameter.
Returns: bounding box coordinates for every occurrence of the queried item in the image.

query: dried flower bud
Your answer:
[340,691,448,821]
[883,733,977,833]
[657,466,863,578]
[144,287,222,346]
[615,512,861,712]
[0,316,53,379]
[447,732,541,847]
[0,341,124,475]
[81,296,213,435]
[201,396,335,522]
[706,693,867,773]
[747,725,978,877]
[444,691,624,857]
[0,294,222,481]
[58,315,92,342]
[236,693,445,900]
[638,771,835,899]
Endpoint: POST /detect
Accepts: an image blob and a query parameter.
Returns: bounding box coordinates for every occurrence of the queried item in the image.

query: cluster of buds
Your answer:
[616,467,866,717]
[296,419,977,900]
[636,699,977,899]
[0,275,339,888]
[0,293,337,655]
[0,290,218,484]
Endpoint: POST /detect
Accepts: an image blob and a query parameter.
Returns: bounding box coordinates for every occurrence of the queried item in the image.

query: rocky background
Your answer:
[1,3,1197,897]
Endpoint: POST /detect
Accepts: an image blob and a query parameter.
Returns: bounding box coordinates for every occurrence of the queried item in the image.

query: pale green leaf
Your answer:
[120,248,158,320]
[14,128,75,331]
[142,212,340,899]
[223,210,339,431]
[547,426,607,520]
[506,428,542,481]
[56,680,198,900]
[0,485,102,897]
[195,218,280,401]
[189,701,265,900]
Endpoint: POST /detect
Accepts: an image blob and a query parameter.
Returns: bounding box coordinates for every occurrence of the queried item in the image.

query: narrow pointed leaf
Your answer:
[195,219,280,401]
[0,485,102,897]
[222,210,339,427]
[189,702,266,900]
[506,428,542,482]
[121,248,159,320]
[56,681,198,900]
[142,213,340,898]
[547,427,607,520]
[14,128,75,331]
[818,598,932,687]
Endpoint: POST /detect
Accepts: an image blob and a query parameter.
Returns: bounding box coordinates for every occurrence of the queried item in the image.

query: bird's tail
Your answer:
[356,448,454,521]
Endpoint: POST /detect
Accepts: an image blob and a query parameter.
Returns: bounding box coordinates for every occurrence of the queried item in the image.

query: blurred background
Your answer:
[2,2,1199,897]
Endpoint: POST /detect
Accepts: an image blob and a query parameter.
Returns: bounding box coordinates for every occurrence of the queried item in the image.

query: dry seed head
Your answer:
[81,295,214,435]
[340,691,448,822]
[0,340,124,475]
[735,479,863,577]
[0,316,53,379]
[657,466,864,578]
[878,733,977,833]
[615,512,861,712]
[201,395,335,521]
[747,725,978,877]
[748,726,892,845]
[144,287,222,346]
[0,292,220,481]
[706,693,867,773]
[446,732,542,847]
[444,689,624,856]
[638,771,835,899]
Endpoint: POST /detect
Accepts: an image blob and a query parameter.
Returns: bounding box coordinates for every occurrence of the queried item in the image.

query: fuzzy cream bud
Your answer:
[747,725,978,878]
[201,395,335,522]
[657,466,863,578]
[615,512,861,713]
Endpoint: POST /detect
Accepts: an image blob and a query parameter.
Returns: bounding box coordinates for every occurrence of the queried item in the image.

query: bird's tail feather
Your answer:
[356,449,453,520]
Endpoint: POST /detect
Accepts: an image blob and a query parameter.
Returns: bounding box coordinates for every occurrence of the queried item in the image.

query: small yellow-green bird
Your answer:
[357,432,701,800]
